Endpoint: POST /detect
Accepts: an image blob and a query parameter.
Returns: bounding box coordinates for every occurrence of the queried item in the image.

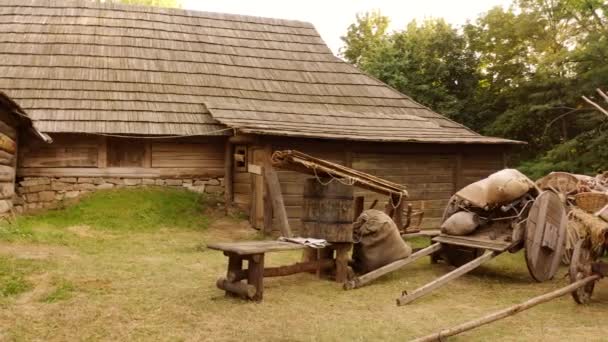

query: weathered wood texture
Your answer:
[18,133,226,178]
[244,138,506,232]
[301,179,354,242]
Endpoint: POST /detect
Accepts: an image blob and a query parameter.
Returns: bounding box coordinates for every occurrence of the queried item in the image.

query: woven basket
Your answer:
[574,192,608,213]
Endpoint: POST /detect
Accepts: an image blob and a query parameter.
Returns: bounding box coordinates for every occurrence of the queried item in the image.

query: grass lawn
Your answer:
[1,187,607,341]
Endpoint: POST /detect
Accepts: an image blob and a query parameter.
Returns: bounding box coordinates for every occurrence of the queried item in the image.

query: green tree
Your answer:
[339,11,390,66]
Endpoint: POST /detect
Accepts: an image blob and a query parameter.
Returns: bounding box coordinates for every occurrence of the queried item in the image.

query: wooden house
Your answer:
[0,1,521,227]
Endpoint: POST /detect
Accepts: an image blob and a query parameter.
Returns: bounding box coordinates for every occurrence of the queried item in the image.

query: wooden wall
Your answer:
[18,133,227,178]
[234,137,509,231]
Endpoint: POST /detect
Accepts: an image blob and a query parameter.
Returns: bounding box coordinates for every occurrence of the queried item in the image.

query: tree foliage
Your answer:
[341,0,608,177]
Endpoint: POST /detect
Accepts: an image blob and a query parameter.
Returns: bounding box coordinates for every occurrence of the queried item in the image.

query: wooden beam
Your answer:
[453,153,463,192]
[412,274,601,342]
[228,134,259,144]
[396,250,495,306]
[224,140,234,207]
[354,196,365,221]
[18,167,224,178]
[263,158,292,238]
[344,243,442,290]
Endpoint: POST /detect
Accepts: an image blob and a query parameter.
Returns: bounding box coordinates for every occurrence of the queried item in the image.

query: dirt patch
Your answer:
[15,272,52,304]
[0,242,77,260]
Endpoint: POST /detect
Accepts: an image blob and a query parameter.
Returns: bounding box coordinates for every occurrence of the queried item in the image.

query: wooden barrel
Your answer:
[301,178,354,242]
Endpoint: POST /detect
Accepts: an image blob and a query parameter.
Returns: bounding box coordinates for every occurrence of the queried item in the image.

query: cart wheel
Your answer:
[569,239,596,304]
[437,245,484,267]
[525,191,568,282]
[536,172,579,205]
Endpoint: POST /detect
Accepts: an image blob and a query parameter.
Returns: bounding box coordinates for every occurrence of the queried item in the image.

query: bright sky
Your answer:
[183,0,513,55]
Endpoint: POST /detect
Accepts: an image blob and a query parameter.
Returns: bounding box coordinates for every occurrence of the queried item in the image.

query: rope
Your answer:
[312,164,356,187]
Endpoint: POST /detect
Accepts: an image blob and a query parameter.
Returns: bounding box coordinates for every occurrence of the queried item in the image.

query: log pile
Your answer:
[0,119,17,216]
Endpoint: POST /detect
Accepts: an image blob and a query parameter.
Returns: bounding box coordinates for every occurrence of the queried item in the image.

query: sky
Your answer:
[183,0,513,55]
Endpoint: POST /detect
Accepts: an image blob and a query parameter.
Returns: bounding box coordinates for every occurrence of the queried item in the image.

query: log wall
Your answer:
[16,133,227,212]
[0,108,19,215]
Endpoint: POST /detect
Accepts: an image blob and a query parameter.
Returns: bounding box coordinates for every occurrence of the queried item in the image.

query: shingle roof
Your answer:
[0,0,521,144]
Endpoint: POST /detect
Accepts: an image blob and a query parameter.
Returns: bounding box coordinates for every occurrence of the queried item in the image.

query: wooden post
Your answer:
[225,253,243,297]
[412,275,602,342]
[396,250,495,306]
[334,243,352,283]
[392,195,404,230]
[247,254,265,301]
[263,159,292,238]
[223,141,234,209]
[354,196,364,221]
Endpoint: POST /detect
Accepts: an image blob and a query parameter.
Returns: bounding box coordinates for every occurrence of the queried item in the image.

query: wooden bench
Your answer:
[208,240,351,301]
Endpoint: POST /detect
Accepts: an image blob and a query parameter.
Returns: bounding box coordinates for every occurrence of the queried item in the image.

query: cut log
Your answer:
[396,250,495,306]
[0,165,15,182]
[0,133,16,154]
[216,277,256,299]
[412,274,601,342]
[0,120,16,140]
[344,243,442,290]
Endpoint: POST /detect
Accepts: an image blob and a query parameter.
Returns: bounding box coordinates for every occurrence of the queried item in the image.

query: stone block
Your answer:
[185,185,206,193]
[51,181,71,191]
[205,185,224,194]
[96,183,115,190]
[20,178,50,187]
[25,193,39,203]
[38,191,56,202]
[65,191,80,199]
[0,183,14,198]
[55,193,65,201]
[142,178,155,185]
[14,205,23,214]
[193,180,205,186]
[57,177,77,183]
[21,184,51,194]
[93,178,106,185]
[207,178,221,186]
[165,179,182,186]
[106,178,124,185]
[77,177,95,184]
[124,178,142,186]
[183,179,193,185]
[155,179,165,186]
[75,183,96,191]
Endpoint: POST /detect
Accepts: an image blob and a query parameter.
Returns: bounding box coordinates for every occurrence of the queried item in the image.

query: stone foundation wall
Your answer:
[14,176,225,213]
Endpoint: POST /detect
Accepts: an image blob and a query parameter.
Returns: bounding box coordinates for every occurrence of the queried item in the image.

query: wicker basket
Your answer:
[574,192,608,213]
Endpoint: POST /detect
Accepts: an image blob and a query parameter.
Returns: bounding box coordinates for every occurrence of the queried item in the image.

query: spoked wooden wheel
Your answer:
[569,239,596,304]
[536,172,579,205]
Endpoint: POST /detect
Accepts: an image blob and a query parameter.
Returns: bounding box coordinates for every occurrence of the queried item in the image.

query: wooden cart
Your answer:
[393,190,567,305]
[344,190,567,303]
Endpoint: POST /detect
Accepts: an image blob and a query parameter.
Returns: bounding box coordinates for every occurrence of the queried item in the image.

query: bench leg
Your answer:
[247,253,265,301]
[225,253,243,297]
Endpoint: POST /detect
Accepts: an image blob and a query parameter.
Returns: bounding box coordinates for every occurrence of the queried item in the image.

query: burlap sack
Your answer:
[441,211,479,236]
[351,209,412,274]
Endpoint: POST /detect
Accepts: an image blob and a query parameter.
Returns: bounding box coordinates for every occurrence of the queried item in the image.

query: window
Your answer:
[107,138,146,167]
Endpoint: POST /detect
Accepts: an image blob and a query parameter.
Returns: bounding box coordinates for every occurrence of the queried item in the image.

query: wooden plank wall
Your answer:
[245,138,508,232]
[18,133,227,178]
[352,153,455,229]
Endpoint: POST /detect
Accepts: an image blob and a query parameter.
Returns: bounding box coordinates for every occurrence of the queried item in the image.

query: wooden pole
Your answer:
[227,259,335,282]
[353,196,365,221]
[263,161,292,238]
[396,250,495,306]
[344,243,442,290]
[412,275,602,342]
